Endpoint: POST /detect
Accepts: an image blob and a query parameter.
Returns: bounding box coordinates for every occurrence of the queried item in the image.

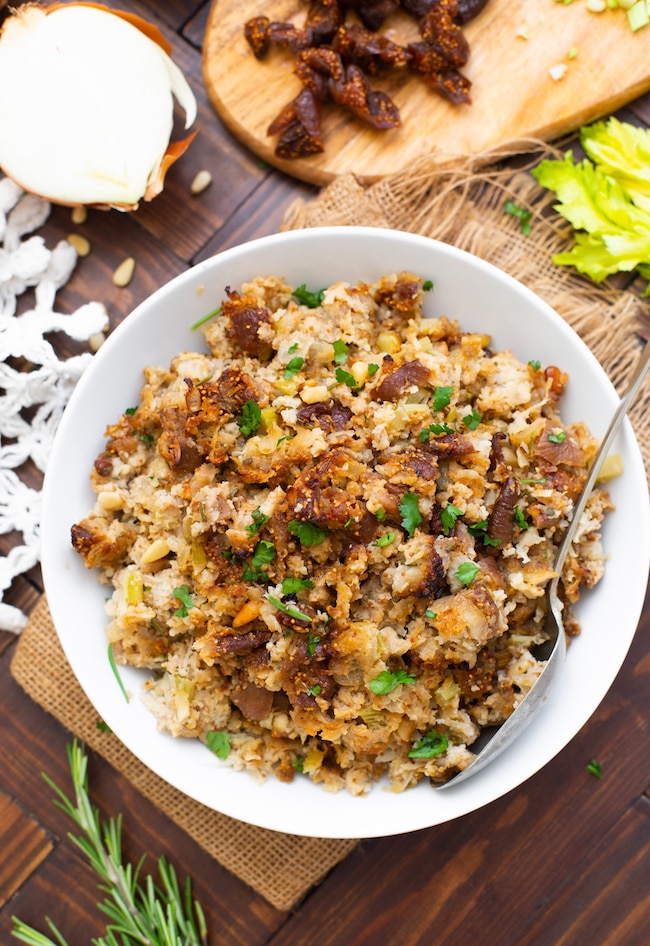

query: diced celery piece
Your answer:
[628,0,650,30]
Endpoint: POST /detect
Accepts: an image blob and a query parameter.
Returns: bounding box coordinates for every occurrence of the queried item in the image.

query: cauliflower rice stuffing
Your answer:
[71,272,613,794]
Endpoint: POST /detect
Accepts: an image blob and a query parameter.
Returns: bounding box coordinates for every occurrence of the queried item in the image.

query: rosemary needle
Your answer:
[11,740,208,946]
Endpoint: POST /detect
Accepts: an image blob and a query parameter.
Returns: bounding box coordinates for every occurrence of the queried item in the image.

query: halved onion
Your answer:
[0,3,197,210]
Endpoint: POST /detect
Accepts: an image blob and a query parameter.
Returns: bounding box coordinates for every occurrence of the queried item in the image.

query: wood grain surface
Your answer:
[203,0,650,185]
[2,0,650,943]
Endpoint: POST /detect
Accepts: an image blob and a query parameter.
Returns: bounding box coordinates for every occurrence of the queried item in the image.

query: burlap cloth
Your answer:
[10,141,650,912]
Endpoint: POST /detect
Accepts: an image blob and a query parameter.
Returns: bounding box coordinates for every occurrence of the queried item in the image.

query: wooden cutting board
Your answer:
[203,0,650,186]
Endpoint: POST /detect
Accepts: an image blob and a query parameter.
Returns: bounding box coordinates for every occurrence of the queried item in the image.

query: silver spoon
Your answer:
[435,336,650,790]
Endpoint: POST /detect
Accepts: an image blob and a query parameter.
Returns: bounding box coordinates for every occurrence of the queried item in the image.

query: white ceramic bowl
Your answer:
[41,227,649,838]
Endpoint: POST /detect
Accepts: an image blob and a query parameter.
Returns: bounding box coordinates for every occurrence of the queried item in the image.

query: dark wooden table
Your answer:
[1,2,650,943]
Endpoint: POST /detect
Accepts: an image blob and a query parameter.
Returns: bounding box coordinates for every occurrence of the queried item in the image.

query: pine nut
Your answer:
[113,257,135,287]
[300,384,329,404]
[71,206,87,224]
[141,538,171,564]
[67,233,91,256]
[97,490,123,510]
[190,169,212,196]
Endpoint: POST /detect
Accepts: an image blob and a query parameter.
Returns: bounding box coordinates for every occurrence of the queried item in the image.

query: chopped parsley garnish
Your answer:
[586,759,603,779]
[307,685,321,696]
[454,562,480,585]
[173,585,194,617]
[420,421,455,442]
[548,430,567,444]
[335,366,359,389]
[284,356,305,380]
[422,279,434,291]
[368,669,416,695]
[425,608,437,619]
[504,198,533,236]
[288,342,299,354]
[293,284,326,308]
[468,520,501,547]
[287,520,330,547]
[239,400,262,438]
[367,363,380,377]
[139,434,154,443]
[399,492,422,538]
[307,631,321,658]
[514,505,529,530]
[292,757,305,773]
[375,532,396,547]
[281,576,314,594]
[246,507,269,536]
[267,593,313,622]
[462,408,482,430]
[243,540,276,581]
[108,643,129,703]
[124,406,137,416]
[375,507,386,521]
[441,503,462,536]
[191,306,221,330]
[432,385,454,412]
[408,730,449,759]
[206,731,231,759]
[528,359,542,371]
[332,339,349,364]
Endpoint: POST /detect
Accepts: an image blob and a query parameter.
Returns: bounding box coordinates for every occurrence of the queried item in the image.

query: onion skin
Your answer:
[0,2,197,210]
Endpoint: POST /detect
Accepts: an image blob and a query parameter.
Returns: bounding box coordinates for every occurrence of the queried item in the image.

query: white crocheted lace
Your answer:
[1,177,107,632]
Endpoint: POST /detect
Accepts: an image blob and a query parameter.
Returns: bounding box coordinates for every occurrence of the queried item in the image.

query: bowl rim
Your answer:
[41,226,650,838]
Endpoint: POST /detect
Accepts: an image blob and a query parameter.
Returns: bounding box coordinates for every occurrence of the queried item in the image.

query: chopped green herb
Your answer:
[528,359,542,371]
[586,759,603,779]
[369,669,416,695]
[399,492,422,538]
[139,433,154,443]
[191,306,221,330]
[124,406,137,416]
[424,608,437,619]
[548,430,567,444]
[462,408,482,430]
[432,385,454,412]
[332,339,349,364]
[521,475,548,484]
[307,684,321,696]
[375,531,396,547]
[206,731,231,759]
[288,342,299,354]
[367,363,380,377]
[408,730,449,759]
[267,593,313,623]
[307,631,321,658]
[468,520,501,547]
[454,562,480,585]
[292,757,305,773]
[246,507,269,536]
[284,356,305,380]
[108,643,129,703]
[251,540,276,568]
[422,279,434,291]
[441,503,462,536]
[420,421,455,442]
[344,516,356,529]
[504,198,533,236]
[287,520,330,547]
[281,576,315,594]
[293,284,325,308]
[375,506,386,521]
[149,617,165,635]
[276,434,295,447]
[335,366,359,389]
[173,584,194,617]
[514,505,529,530]
[239,400,262,438]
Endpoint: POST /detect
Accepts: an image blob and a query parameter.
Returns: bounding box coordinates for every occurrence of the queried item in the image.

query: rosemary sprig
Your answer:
[11,740,208,946]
